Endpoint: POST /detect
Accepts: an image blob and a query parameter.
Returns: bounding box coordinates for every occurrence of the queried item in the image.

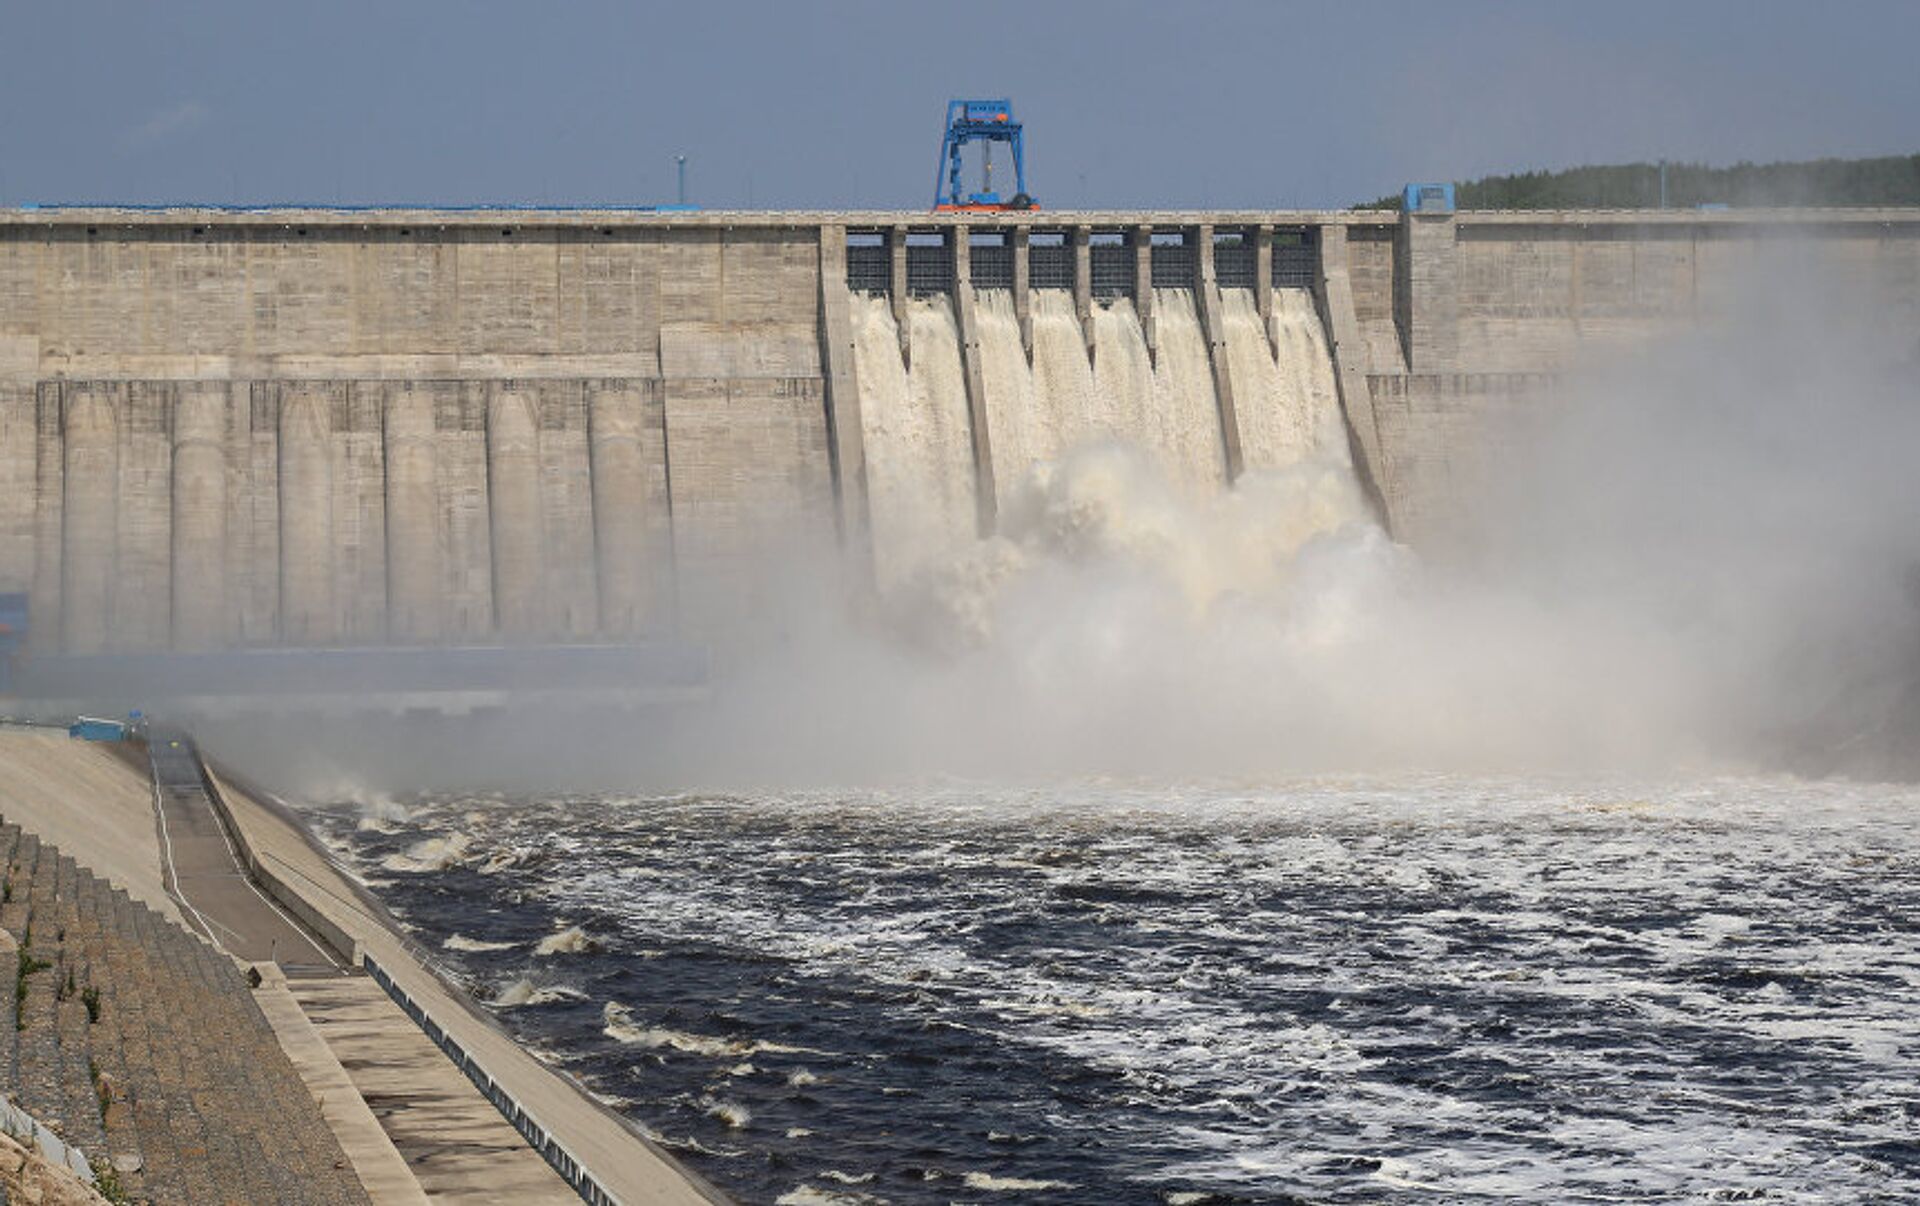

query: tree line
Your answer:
[1357,154,1920,210]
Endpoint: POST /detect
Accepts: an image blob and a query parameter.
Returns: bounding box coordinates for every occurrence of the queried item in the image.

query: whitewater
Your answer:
[320,776,1920,1204]
[284,281,1920,1203]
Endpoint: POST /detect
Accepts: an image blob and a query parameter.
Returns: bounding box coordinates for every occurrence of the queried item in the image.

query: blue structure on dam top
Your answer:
[933,99,1035,212]
[1404,182,1456,213]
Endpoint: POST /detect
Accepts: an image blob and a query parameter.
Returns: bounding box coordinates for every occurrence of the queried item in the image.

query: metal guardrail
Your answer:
[363,953,619,1206]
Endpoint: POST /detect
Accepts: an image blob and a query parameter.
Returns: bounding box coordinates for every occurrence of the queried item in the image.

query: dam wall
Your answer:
[3,206,1917,652]
[1351,208,1920,541]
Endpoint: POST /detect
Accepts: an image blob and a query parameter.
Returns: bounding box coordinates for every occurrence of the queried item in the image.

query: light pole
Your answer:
[675,155,687,206]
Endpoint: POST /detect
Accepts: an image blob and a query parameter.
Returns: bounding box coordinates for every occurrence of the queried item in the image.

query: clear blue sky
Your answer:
[2,0,1915,210]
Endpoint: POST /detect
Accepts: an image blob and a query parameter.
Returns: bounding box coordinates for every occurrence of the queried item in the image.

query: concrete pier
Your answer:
[59,385,116,654]
[486,389,545,637]
[1194,224,1246,482]
[383,385,441,643]
[1315,226,1389,514]
[170,385,228,650]
[950,231,998,536]
[278,386,337,645]
[586,384,653,635]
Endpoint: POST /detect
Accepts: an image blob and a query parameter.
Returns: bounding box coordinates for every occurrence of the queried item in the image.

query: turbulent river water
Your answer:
[313,776,1920,1204]
[271,273,1920,1204]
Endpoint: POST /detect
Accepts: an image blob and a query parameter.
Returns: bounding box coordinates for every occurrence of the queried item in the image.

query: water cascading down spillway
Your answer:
[849,292,980,589]
[851,278,1357,586]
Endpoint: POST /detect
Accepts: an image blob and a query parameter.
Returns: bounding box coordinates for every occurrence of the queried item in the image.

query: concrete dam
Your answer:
[2,205,1918,655]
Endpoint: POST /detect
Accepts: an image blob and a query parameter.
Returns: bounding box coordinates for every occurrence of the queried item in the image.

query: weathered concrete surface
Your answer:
[0,729,179,924]
[950,233,997,535]
[816,225,872,573]
[287,975,577,1205]
[1315,226,1389,515]
[1194,224,1246,482]
[253,965,432,1206]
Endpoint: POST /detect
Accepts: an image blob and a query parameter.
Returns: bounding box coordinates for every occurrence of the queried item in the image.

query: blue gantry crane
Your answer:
[933,99,1036,212]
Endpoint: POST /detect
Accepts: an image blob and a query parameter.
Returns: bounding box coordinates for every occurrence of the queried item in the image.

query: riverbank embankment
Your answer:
[0,726,725,1205]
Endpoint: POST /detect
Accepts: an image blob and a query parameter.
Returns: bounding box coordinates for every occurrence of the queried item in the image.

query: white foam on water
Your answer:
[774,1189,869,1206]
[818,1169,873,1184]
[380,831,471,873]
[492,977,587,1008]
[600,1002,826,1059]
[961,1171,1078,1191]
[534,924,600,956]
[322,773,1920,1203]
[443,933,518,952]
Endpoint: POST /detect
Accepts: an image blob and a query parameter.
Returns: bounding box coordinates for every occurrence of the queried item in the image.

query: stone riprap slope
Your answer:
[0,820,370,1205]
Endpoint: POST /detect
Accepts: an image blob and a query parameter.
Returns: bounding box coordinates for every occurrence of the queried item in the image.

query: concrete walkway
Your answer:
[146,737,594,1203]
[289,976,577,1204]
[253,965,431,1206]
[147,729,338,967]
[204,766,727,1206]
[0,728,724,1204]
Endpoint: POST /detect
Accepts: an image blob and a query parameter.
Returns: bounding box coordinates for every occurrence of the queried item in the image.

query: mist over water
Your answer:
[204,262,1920,796]
[228,255,1920,1205]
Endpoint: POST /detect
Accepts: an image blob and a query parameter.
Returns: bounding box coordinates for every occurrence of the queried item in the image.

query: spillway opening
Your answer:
[1029,230,1071,289]
[1273,225,1319,287]
[904,230,952,297]
[849,219,1366,594]
[846,229,888,294]
[1089,230,1133,299]
[969,231,1012,289]
[1214,227,1255,289]
[1149,229,1195,289]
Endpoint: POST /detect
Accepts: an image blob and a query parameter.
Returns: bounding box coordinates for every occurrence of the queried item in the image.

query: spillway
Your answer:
[850,293,978,588]
[1225,287,1351,472]
[850,276,1363,586]
[976,288,1228,508]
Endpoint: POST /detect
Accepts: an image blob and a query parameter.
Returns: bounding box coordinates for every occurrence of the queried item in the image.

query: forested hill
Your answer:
[1357,154,1920,210]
